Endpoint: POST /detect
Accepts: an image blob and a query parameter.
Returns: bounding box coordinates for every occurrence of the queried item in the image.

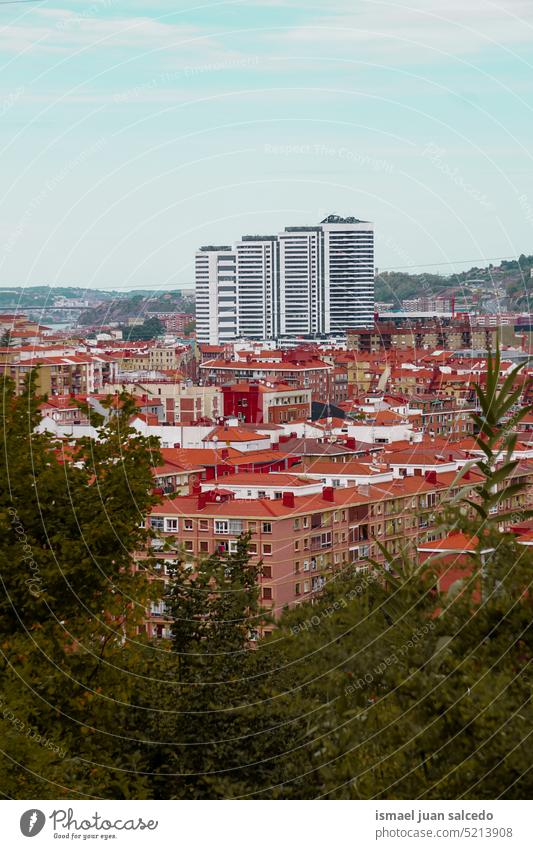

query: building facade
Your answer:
[195,216,375,342]
[195,247,238,345]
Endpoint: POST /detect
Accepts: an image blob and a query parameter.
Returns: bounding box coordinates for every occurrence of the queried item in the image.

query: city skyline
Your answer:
[196,214,375,342]
[0,1,532,289]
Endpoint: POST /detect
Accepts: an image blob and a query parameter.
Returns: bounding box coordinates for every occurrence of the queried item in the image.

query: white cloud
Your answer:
[270,0,533,58]
[0,7,220,55]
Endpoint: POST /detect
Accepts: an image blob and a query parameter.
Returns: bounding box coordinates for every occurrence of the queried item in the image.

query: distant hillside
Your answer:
[77,290,194,326]
[0,286,104,309]
[376,254,533,309]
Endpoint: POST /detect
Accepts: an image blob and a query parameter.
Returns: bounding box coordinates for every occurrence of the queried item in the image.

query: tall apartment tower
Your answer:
[195,247,237,345]
[195,216,374,342]
[235,236,279,339]
[321,216,375,332]
[278,227,321,336]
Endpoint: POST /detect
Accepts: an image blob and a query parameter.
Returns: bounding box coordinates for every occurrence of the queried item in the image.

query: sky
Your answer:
[0,0,532,290]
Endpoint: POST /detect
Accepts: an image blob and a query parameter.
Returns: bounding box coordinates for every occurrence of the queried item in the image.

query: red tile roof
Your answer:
[204,426,269,443]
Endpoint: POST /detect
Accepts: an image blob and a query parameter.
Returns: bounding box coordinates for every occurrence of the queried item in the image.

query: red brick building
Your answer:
[143,471,478,632]
[221,382,311,424]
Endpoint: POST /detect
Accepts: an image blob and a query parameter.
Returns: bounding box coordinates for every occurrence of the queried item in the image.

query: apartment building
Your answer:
[409,396,476,436]
[221,382,312,424]
[347,321,499,354]
[195,215,375,342]
[199,356,333,400]
[5,353,117,396]
[195,246,238,345]
[235,236,278,339]
[115,351,151,371]
[144,472,474,623]
[149,312,191,333]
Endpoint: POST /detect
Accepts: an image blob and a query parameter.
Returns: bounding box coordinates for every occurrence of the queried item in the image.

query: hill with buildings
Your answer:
[376,254,533,310]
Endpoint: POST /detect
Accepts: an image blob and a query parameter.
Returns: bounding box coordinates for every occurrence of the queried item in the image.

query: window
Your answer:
[294,561,300,573]
[293,518,300,530]
[229,519,243,534]
[263,587,273,600]
[295,582,301,596]
[262,543,272,555]
[165,518,178,532]
[258,491,266,499]
[215,520,229,534]
[274,492,283,500]
[249,543,258,554]
[303,516,309,528]
[303,580,310,593]
[303,560,310,572]
[199,519,209,531]
[184,519,193,531]
[199,541,209,553]
[262,565,272,578]
[262,522,272,534]
[151,517,164,531]
[248,521,257,532]
[184,541,193,552]
[294,540,300,551]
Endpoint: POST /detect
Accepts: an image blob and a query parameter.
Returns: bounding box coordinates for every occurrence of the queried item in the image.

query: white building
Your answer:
[322,216,374,332]
[195,246,237,344]
[195,215,374,342]
[236,236,278,339]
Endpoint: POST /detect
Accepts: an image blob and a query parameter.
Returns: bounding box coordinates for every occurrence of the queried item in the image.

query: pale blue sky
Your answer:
[0,0,532,289]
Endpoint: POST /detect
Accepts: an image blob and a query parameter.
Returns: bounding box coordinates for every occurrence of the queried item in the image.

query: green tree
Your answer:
[0,376,162,798]
[144,535,323,799]
[123,317,164,342]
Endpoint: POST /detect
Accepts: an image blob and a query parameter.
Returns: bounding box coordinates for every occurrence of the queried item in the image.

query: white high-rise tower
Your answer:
[195,247,237,345]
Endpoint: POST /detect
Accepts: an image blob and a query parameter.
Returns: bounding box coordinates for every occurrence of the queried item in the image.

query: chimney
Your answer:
[221,447,229,460]
[425,470,437,484]
[197,492,207,509]
[282,491,295,508]
[189,479,201,496]
[345,437,356,449]
[323,486,335,502]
